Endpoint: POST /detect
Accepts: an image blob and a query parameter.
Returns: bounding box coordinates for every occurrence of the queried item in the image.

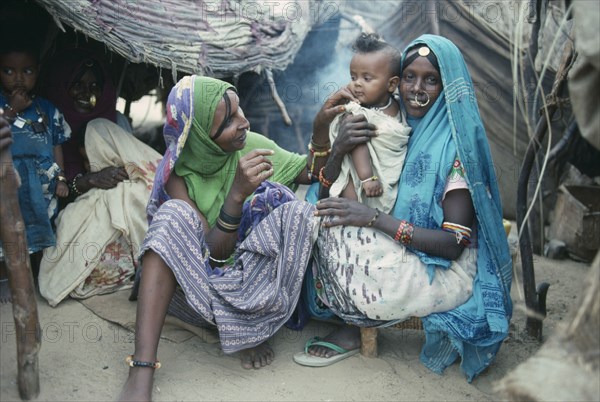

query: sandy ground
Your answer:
[1,236,596,401]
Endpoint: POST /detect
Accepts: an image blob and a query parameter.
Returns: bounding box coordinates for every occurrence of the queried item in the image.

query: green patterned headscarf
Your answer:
[175,76,305,226]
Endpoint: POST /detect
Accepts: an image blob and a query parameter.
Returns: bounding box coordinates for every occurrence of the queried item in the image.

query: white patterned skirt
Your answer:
[313,221,477,326]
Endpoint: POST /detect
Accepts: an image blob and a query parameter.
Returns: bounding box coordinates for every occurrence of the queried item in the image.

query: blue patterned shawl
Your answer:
[395,35,512,382]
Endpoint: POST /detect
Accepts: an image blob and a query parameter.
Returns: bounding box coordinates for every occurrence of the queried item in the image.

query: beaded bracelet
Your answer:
[318,167,333,188]
[394,220,414,245]
[125,355,161,369]
[70,173,83,197]
[365,208,380,228]
[307,143,331,181]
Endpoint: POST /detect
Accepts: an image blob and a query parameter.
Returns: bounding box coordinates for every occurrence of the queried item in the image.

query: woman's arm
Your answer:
[293,87,369,186]
[315,189,475,260]
[375,189,474,260]
[317,114,378,198]
[166,149,276,264]
[72,166,129,194]
[164,171,240,263]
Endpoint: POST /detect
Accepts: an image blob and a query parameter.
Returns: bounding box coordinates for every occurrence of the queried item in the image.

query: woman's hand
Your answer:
[55,181,69,197]
[332,114,378,157]
[315,197,377,228]
[88,166,129,189]
[313,87,358,134]
[231,149,274,202]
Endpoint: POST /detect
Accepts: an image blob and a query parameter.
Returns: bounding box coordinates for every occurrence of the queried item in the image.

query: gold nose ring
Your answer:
[414,92,430,107]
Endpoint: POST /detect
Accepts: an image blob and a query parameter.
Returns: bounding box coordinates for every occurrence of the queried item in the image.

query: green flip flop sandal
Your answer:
[293,337,360,367]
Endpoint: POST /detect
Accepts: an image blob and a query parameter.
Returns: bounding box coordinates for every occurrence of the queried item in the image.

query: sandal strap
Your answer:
[304,337,350,354]
[125,355,161,369]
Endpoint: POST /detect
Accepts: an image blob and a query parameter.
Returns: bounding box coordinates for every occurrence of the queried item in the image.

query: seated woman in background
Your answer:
[43,48,134,191]
[37,49,162,305]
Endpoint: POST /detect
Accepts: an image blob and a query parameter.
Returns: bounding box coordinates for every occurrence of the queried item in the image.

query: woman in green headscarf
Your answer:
[119,75,371,401]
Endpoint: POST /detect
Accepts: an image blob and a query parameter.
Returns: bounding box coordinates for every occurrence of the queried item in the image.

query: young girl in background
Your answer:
[0,43,70,303]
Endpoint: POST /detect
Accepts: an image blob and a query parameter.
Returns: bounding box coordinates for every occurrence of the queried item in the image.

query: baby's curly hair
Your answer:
[352,32,401,76]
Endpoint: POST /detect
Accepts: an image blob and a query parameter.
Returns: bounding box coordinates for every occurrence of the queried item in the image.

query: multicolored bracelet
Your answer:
[442,221,472,246]
[318,167,333,188]
[394,220,414,245]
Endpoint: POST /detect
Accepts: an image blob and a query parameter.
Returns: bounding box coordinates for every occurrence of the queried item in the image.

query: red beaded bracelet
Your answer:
[319,166,333,188]
[394,220,414,245]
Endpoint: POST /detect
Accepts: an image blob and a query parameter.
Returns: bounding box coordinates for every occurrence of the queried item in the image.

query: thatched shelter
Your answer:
[35,0,327,81]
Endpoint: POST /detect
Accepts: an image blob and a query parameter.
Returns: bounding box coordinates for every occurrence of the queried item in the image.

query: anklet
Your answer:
[125,355,161,369]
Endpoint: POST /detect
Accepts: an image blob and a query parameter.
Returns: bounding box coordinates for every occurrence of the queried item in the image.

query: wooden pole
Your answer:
[360,327,378,357]
[0,114,41,400]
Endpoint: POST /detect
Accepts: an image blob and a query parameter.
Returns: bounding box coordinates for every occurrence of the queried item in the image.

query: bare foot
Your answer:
[239,343,274,369]
[0,279,11,304]
[308,325,360,358]
[117,367,154,402]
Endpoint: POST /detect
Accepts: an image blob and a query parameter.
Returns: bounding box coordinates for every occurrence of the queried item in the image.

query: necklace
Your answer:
[371,97,393,112]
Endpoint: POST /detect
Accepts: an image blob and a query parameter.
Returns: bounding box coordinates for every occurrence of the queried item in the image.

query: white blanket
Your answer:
[39,119,162,306]
[329,102,411,213]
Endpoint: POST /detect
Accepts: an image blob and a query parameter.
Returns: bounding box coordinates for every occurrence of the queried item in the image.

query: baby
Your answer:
[328,33,411,213]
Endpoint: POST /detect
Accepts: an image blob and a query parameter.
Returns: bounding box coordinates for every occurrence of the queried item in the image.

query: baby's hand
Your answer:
[55,181,69,198]
[362,178,383,197]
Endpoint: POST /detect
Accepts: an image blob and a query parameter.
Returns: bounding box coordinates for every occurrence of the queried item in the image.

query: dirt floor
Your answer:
[1,237,597,401]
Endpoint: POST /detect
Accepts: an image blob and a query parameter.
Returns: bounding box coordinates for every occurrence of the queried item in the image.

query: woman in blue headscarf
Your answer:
[296,34,512,382]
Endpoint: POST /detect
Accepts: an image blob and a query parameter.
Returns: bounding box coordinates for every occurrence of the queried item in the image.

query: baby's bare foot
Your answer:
[239,343,274,369]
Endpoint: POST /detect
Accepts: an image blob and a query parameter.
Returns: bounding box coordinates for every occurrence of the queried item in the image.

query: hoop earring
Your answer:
[414,92,430,107]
